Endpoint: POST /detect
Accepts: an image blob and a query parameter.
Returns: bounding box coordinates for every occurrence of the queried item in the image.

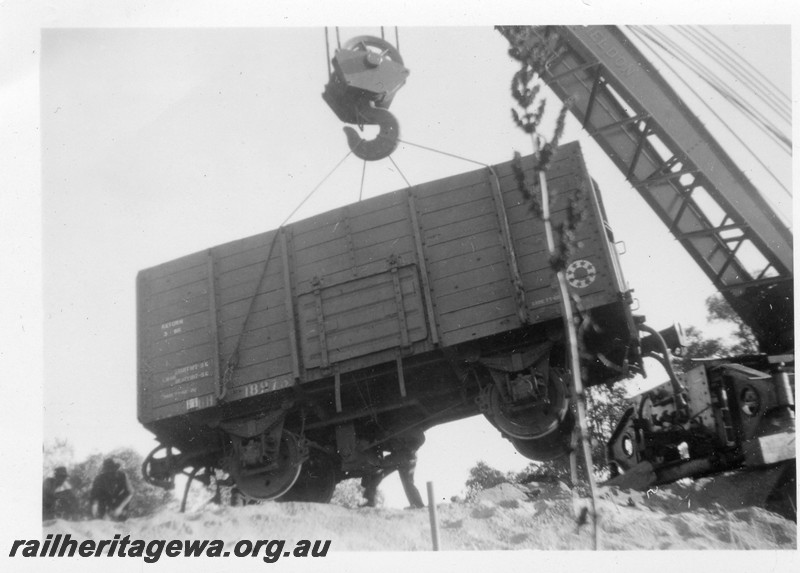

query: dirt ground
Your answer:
[45,476,796,552]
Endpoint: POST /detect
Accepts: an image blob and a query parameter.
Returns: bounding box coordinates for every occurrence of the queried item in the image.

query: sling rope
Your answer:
[218,149,355,398]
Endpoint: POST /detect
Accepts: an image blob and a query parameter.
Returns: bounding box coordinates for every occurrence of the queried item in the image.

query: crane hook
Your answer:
[322,35,409,162]
[343,105,400,161]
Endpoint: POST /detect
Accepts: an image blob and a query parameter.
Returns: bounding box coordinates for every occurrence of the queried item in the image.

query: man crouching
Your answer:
[90,458,134,521]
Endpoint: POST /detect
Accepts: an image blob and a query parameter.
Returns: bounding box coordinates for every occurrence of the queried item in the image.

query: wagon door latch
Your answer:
[323,36,410,161]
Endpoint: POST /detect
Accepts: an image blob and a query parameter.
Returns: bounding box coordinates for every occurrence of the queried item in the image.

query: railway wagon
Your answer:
[138,141,642,502]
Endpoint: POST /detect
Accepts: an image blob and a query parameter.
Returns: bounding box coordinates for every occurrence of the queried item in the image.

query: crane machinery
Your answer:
[500,26,794,516]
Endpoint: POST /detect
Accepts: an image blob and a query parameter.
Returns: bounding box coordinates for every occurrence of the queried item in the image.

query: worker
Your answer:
[361,432,425,509]
[360,470,382,508]
[90,458,134,521]
[43,466,75,520]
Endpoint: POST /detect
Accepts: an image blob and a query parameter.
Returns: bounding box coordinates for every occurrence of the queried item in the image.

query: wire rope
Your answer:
[281,149,354,227]
[630,27,791,177]
[681,26,790,124]
[359,160,367,202]
[702,26,791,106]
[324,27,332,77]
[644,27,787,145]
[679,26,789,121]
[640,26,790,153]
[674,26,791,140]
[397,138,491,167]
[630,27,792,168]
[389,155,413,188]
[626,26,792,207]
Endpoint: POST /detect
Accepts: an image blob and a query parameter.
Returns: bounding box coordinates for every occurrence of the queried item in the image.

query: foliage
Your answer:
[584,384,630,471]
[463,384,630,496]
[487,28,603,514]
[43,439,74,476]
[675,294,759,371]
[705,294,758,354]
[497,26,569,169]
[499,26,583,274]
[675,325,726,372]
[509,461,573,485]
[330,478,384,509]
[70,448,172,518]
[464,461,512,501]
[514,385,630,483]
[42,441,172,519]
[465,458,567,500]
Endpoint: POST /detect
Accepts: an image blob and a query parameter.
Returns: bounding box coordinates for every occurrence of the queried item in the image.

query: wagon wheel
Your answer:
[142,444,179,489]
[486,367,571,440]
[509,409,576,462]
[278,446,338,503]
[230,431,304,501]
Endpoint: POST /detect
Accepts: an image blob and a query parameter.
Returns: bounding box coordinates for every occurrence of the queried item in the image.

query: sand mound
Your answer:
[44,478,796,552]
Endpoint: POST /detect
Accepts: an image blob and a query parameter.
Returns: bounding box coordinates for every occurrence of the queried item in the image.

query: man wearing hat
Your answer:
[42,466,70,520]
[90,458,134,520]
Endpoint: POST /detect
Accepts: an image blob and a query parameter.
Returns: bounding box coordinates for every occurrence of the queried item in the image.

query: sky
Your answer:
[1,0,795,549]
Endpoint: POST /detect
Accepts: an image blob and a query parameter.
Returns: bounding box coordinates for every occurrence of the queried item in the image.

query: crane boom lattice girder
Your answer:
[524,25,793,352]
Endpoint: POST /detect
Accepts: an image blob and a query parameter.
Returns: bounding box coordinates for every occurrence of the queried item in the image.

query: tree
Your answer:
[462,384,636,497]
[498,25,601,547]
[508,462,556,484]
[674,294,759,371]
[675,325,726,372]
[464,461,512,501]
[43,439,74,476]
[705,293,758,354]
[465,459,567,500]
[509,384,630,483]
[584,384,630,473]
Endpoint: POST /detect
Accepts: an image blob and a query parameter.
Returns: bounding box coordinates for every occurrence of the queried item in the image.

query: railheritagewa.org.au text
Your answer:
[9,534,331,563]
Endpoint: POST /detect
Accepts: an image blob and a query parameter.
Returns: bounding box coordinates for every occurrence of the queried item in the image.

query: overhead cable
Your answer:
[678,26,790,125]
[626,26,792,208]
[702,26,791,106]
[641,26,790,153]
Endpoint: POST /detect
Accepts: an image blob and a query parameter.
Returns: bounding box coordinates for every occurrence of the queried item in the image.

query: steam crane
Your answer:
[504,26,794,515]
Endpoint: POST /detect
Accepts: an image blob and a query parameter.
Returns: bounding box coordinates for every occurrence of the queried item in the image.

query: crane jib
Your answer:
[528,25,792,352]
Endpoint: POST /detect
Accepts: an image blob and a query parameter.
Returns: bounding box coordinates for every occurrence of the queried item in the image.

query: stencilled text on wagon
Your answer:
[162,360,212,386]
[161,318,184,337]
